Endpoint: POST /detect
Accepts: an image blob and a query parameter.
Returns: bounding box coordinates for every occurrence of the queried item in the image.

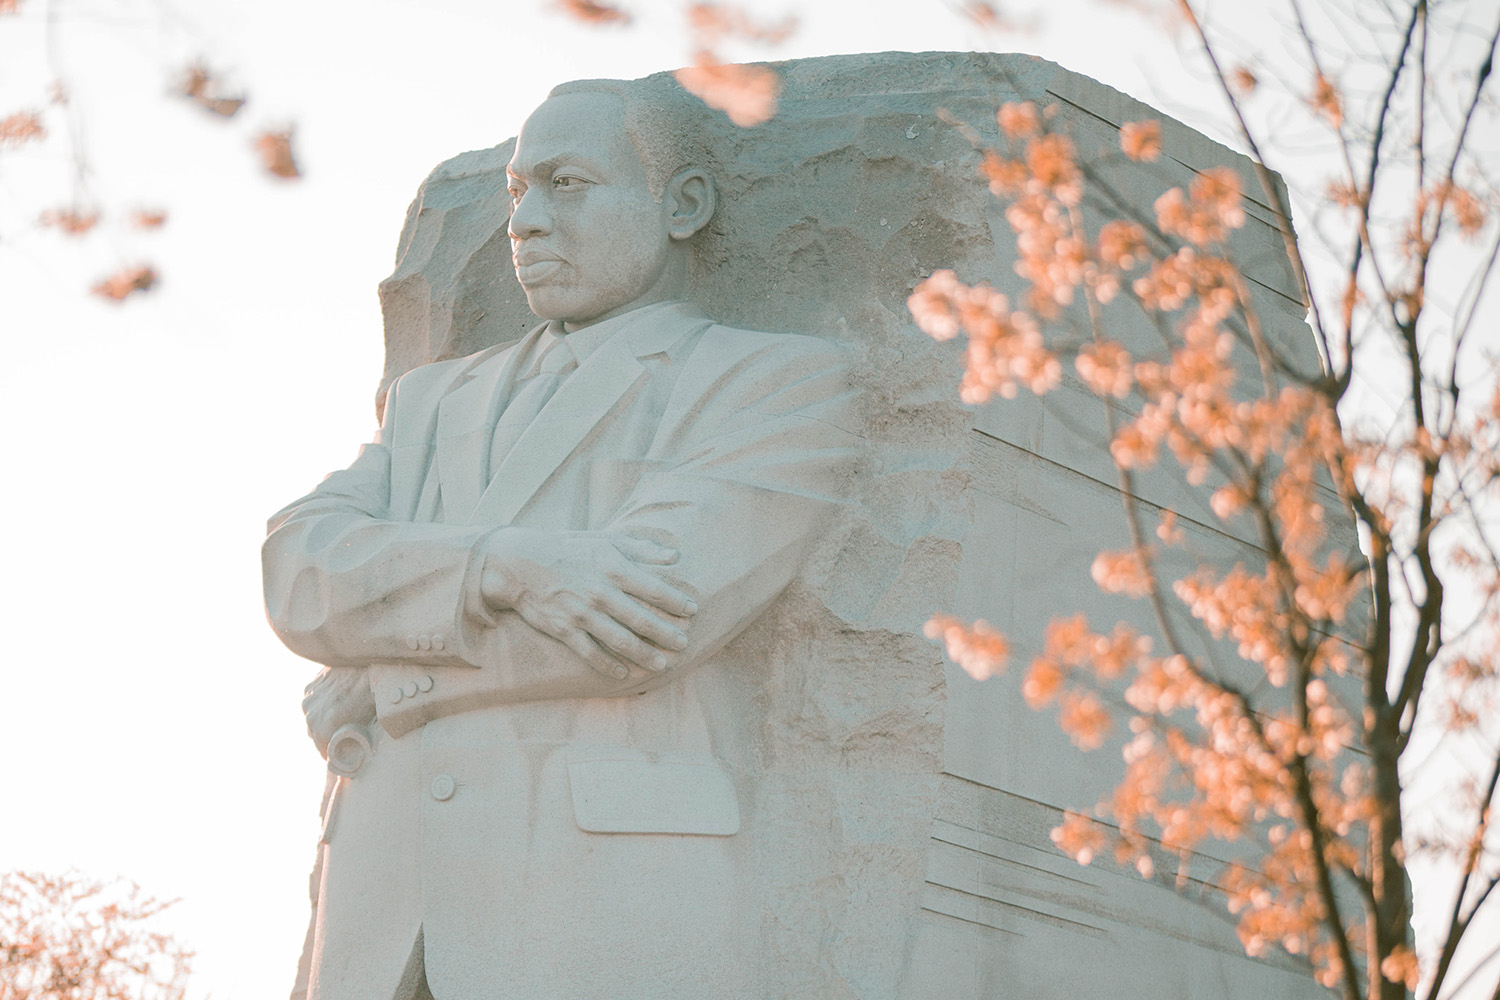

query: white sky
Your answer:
[0,1,1493,998]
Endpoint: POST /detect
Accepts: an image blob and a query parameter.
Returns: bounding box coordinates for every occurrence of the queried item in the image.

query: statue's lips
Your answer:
[514,257,563,284]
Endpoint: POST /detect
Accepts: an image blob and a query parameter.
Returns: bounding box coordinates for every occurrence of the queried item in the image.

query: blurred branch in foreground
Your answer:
[0,870,192,1000]
[0,0,300,303]
[557,0,793,126]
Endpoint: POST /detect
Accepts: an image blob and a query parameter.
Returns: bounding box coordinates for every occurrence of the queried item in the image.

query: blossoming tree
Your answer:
[906,3,1500,998]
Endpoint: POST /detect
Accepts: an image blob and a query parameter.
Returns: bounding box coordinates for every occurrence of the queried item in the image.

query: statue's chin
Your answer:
[524,292,633,328]
[519,286,571,323]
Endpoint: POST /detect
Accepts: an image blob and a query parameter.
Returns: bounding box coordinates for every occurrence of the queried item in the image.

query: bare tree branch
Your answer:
[1424,746,1500,1000]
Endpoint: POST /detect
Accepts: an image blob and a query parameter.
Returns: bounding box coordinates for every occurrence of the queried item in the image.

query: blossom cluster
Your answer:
[908,268,1060,402]
[670,3,791,127]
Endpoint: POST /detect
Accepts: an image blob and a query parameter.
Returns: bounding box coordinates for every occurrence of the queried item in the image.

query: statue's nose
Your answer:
[507,187,551,240]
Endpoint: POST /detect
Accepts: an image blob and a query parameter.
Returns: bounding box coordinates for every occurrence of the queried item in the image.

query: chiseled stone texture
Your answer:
[376,51,1338,999]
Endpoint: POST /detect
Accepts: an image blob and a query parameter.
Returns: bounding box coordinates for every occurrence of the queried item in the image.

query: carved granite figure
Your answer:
[264,79,864,999]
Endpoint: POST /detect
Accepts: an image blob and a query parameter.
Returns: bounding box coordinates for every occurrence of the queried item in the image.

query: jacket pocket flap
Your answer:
[566,750,740,836]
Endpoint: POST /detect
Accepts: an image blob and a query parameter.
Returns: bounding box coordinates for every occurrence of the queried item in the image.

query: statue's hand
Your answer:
[302,666,377,759]
[479,528,698,680]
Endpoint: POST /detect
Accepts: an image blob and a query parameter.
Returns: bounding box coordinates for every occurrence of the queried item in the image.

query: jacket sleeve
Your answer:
[609,334,864,669]
[261,369,500,671]
[367,334,865,736]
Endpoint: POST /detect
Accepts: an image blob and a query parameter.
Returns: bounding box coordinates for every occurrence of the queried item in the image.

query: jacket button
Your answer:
[417,674,434,693]
[418,634,432,651]
[405,634,419,651]
[432,635,445,651]
[430,774,456,801]
[389,687,403,704]
[403,681,419,698]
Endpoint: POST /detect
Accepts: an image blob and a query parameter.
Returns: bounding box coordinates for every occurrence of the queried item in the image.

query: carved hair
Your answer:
[547,76,718,204]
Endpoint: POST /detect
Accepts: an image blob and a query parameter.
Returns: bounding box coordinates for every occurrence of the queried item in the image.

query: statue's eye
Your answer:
[553,174,584,190]
[507,184,524,203]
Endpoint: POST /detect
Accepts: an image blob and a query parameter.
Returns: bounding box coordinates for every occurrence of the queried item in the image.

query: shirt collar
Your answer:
[551,300,687,364]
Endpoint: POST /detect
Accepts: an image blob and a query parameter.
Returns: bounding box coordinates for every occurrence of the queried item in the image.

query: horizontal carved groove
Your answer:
[922,882,1110,939]
[931,831,1100,890]
[917,905,1025,940]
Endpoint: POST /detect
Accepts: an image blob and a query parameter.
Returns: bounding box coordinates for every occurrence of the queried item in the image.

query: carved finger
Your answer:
[614,566,698,617]
[515,596,586,645]
[558,627,632,680]
[597,591,688,653]
[584,611,670,672]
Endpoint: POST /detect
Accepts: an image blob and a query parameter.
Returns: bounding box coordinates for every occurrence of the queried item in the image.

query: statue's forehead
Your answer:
[510,92,631,169]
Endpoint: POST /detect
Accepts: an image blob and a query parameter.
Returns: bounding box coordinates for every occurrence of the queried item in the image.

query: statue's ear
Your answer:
[665,168,715,240]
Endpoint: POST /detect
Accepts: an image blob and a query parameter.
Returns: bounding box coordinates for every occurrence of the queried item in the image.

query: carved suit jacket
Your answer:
[263,301,863,1000]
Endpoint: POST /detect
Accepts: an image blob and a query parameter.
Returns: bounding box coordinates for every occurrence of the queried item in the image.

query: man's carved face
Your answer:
[507,92,675,328]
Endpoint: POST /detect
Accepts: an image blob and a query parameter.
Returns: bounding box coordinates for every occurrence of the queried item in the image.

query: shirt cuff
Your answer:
[461,526,507,628]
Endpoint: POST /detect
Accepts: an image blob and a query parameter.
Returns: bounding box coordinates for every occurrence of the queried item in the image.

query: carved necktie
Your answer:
[486,336,578,480]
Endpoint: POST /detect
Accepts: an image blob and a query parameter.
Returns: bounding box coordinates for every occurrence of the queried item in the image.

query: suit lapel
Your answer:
[436,329,544,521]
[465,303,709,527]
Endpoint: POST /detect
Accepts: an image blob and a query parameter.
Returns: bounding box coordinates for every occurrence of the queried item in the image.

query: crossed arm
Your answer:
[266,335,862,748]
[294,524,699,754]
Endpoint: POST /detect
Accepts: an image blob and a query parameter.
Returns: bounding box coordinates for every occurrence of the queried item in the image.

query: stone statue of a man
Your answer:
[263,78,863,999]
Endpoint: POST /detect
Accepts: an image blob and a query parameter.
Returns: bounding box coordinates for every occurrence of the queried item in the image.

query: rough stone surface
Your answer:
[328,50,1342,998]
